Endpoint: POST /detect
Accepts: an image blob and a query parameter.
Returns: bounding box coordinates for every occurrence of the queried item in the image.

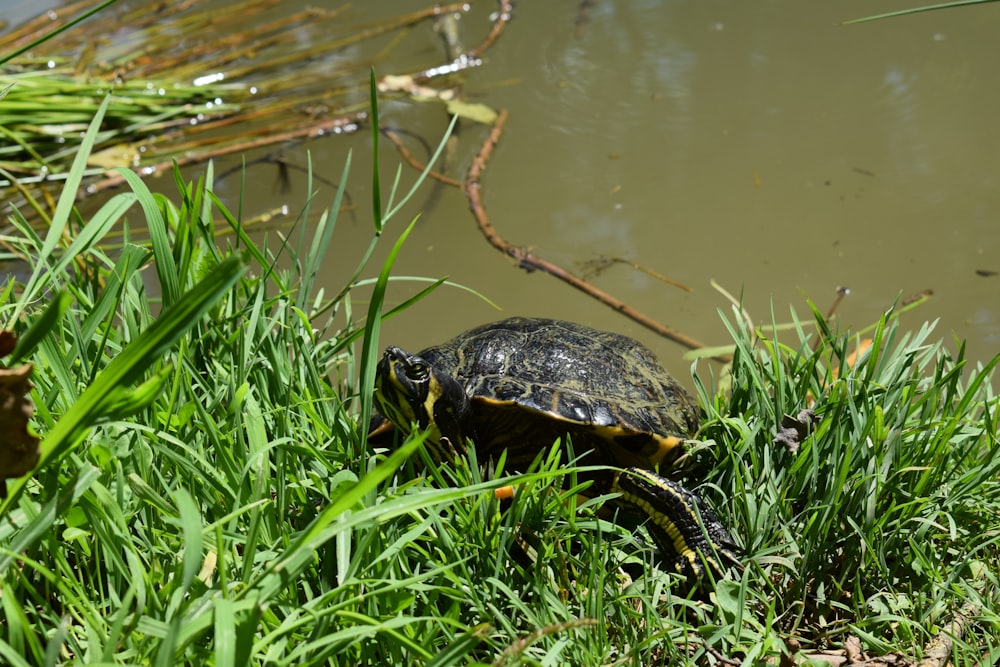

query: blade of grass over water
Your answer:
[370,69,383,235]
[8,94,111,324]
[354,69,459,450]
[0,0,118,66]
[843,0,997,24]
[115,168,181,307]
[357,218,420,448]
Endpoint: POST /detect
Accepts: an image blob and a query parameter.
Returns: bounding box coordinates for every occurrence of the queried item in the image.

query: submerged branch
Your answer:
[382,129,461,188]
[579,255,693,293]
[468,0,515,61]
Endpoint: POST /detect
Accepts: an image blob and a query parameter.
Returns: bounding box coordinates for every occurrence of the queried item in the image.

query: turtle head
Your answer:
[374,346,471,462]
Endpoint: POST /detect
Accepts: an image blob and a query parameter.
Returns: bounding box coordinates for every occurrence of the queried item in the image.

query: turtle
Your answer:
[369,316,740,578]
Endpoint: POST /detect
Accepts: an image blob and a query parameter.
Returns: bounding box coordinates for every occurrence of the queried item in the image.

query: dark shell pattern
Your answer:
[416,317,699,474]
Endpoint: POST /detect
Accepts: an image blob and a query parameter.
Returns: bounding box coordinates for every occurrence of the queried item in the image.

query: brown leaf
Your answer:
[0,363,41,496]
[845,634,865,662]
[0,331,16,357]
[774,409,818,452]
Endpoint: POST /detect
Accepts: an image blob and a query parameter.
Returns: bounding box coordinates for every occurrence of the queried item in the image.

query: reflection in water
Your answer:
[882,66,933,180]
[553,203,634,254]
[538,2,698,157]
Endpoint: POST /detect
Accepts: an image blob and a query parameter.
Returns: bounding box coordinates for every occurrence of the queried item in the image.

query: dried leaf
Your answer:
[0,331,16,357]
[774,409,818,452]
[377,74,457,102]
[87,142,143,169]
[0,363,41,495]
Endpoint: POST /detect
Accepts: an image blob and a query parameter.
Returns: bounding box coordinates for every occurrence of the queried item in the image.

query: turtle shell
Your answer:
[412,317,699,480]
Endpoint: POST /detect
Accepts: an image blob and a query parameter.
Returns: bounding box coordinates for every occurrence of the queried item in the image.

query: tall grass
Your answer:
[0,81,493,664]
[694,308,1000,658]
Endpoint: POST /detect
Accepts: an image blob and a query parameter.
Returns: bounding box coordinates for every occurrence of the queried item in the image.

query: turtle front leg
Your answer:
[612,467,741,579]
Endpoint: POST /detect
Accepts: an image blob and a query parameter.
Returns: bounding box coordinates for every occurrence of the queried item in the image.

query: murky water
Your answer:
[14,1,1000,379]
[263,1,999,377]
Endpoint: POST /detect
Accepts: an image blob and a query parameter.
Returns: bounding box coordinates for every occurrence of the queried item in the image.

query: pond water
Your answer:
[257,1,997,378]
[16,1,1000,380]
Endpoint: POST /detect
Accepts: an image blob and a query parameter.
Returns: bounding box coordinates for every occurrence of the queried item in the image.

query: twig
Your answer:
[468,0,515,61]
[901,289,933,307]
[579,255,693,292]
[409,0,511,84]
[491,618,599,667]
[824,286,851,321]
[382,129,462,188]
[914,601,979,667]
[463,109,712,354]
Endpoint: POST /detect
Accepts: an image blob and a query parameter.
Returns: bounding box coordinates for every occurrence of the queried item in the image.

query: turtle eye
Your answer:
[408,361,430,381]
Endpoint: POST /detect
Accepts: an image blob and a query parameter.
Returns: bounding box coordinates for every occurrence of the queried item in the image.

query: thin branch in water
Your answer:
[824,286,851,321]
[468,0,515,61]
[382,129,462,188]
[579,255,693,292]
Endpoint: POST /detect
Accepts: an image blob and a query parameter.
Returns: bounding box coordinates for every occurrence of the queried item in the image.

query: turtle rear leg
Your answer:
[612,467,741,579]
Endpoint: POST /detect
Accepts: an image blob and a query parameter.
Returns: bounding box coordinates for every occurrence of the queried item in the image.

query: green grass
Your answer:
[695,308,1000,658]
[1,48,999,667]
